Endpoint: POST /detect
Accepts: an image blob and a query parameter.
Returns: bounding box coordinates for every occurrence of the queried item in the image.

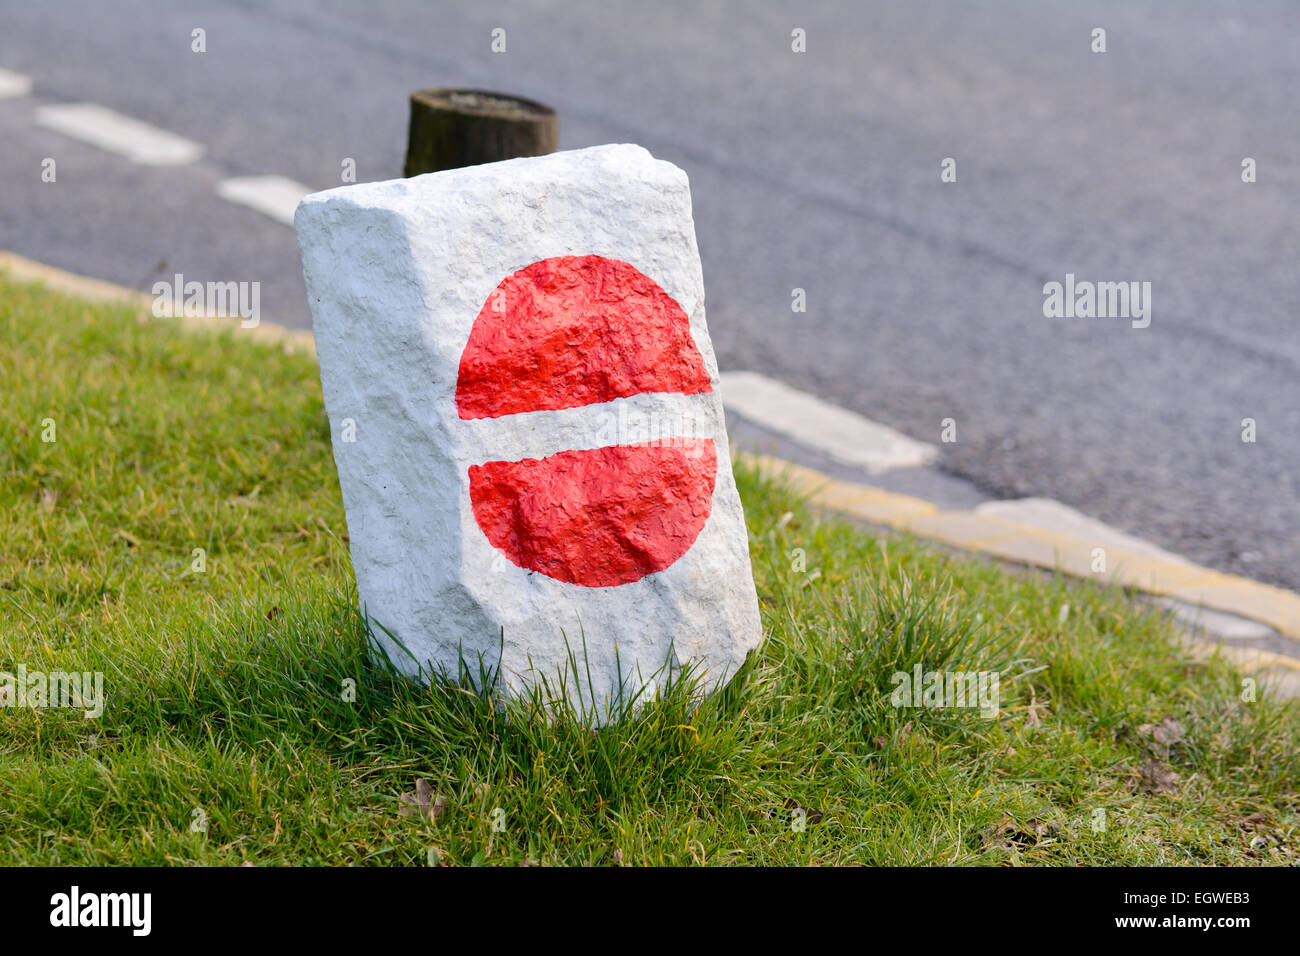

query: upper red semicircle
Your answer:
[455,255,712,420]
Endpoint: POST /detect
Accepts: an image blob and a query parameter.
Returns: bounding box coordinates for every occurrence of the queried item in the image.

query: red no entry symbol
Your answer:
[456,255,717,587]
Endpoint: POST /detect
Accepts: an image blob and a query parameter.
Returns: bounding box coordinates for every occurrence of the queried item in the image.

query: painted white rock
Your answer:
[295,144,762,717]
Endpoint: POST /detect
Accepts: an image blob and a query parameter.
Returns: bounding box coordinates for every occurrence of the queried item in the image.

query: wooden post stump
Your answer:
[403,88,558,177]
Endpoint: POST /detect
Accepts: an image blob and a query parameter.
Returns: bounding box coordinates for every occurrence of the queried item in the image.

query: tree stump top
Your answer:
[404,88,559,177]
[410,88,556,122]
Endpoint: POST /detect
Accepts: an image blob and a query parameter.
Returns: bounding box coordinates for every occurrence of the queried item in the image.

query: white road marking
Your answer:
[719,370,939,473]
[0,67,33,99]
[216,175,312,226]
[35,102,203,165]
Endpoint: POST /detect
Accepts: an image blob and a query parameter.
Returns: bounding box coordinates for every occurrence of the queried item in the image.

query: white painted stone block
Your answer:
[295,144,762,717]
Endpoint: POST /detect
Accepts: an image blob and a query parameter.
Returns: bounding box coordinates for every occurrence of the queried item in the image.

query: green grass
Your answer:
[1,273,1296,866]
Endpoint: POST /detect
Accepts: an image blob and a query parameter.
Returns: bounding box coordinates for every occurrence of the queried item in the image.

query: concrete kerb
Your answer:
[741,453,1300,688]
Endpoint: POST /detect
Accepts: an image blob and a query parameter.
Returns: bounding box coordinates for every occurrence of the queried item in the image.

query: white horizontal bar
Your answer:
[217,175,313,226]
[720,370,938,473]
[0,67,33,99]
[35,102,203,165]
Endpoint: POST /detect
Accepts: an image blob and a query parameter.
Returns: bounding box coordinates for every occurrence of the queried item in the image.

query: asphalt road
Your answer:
[1,0,1296,591]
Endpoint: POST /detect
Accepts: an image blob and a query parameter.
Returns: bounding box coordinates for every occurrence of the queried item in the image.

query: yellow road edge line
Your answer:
[1194,641,1300,676]
[740,452,1300,643]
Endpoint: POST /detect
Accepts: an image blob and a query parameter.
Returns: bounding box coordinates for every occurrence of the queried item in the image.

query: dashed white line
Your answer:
[719,370,939,474]
[216,175,312,226]
[35,102,203,165]
[32,99,309,225]
[0,67,33,99]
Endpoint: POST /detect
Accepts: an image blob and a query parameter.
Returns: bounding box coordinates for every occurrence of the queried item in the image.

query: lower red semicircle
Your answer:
[468,440,717,588]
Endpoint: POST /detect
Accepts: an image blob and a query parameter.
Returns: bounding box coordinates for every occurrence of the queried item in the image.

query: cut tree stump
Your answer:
[403,88,558,176]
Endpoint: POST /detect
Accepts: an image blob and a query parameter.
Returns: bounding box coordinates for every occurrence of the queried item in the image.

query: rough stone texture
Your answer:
[295,144,762,717]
